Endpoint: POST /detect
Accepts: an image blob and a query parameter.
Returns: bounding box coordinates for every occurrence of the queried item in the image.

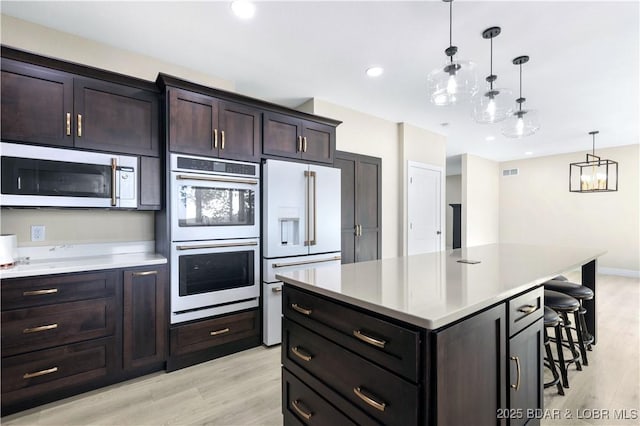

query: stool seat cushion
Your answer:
[544,306,560,326]
[544,289,580,311]
[544,279,594,300]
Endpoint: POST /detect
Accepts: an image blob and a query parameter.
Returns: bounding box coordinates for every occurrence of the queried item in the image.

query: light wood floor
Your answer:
[3,274,638,425]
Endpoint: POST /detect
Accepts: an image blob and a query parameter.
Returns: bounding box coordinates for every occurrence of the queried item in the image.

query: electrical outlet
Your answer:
[31,225,46,242]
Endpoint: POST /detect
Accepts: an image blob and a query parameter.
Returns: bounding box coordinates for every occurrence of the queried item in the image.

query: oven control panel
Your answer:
[173,154,258,177]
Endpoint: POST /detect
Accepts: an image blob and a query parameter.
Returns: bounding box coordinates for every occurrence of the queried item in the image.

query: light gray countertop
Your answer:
[276,243,606,330]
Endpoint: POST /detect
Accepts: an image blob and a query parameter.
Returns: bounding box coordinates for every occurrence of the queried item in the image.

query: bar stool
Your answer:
[544,279,594,365]
[543,306,564,395]
[544,289,582,388]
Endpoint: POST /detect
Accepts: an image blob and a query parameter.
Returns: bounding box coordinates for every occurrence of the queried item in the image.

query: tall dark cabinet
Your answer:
[449,203,461,249]
[335,151,382,264]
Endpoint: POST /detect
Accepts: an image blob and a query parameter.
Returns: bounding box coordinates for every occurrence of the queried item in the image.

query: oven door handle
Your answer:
[177,241,258,250]
[176,174,258,185]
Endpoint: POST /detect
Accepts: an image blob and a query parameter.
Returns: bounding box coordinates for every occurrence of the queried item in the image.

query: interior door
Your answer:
[308,164,341,255]
[263,159,308,258]
[407,162,442,255]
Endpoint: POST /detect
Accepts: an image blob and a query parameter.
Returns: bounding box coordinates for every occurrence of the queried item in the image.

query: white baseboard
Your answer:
[599,267,640,278]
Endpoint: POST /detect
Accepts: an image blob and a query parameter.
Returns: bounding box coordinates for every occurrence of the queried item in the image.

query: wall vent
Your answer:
[502,168,519,176]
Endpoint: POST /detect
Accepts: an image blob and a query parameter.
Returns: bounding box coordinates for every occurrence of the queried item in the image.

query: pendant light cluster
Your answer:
[569,131,618,192]
[428,0,540,138]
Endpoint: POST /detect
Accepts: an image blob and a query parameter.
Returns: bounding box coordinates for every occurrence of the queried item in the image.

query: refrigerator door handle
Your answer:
[304,170,317,246]
[309,171,317,245]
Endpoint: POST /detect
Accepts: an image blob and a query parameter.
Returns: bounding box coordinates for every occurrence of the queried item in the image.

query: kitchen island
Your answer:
[277,243,604,426]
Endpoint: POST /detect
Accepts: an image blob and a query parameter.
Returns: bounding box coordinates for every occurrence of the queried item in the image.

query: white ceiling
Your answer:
[2,1,638,163]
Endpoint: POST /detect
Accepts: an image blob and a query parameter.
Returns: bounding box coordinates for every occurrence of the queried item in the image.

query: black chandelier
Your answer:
[569,131,618,192]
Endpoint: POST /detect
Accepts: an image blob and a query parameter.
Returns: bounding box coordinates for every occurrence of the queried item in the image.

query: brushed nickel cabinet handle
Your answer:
[353,330,386,348]
[517,305,537,314]
[24,367,58,379]
[66,113,71,136]
[23,323,58,334]
[77,114,82,137]
[291,399,313,420]
[111,158,117,206]
[303,136,307,152]
[291,346,313,362]
[23,288,58,296]
[353,386,386,412]
[272,287,283,293]
[210,328,230,336]
[132,270,158,277]
[297,136,303,152]
[221,130,225,150]
[354,225,359,236]
[510,356,521,390]
[213,128,218,149]
[291,303,312,316]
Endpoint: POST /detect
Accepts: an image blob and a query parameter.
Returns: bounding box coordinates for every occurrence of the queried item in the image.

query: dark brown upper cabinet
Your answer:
[168,87,261,162]
[1,59,74,148]
[263,111,335,164]
[0,56,159,158]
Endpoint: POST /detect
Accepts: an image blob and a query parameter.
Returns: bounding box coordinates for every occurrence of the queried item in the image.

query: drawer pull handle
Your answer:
[291,303,312,316]
[23,323,58,334]
[353,330,386,349]
[291,346,313,362]
[517,305,537,314]
[23,366,58,379]
[210,328,230,336]
[272,287,283,293]
[23,288,58,296]
[132,270,158,277]
[353,386,386,412]
[291,399,313,420]
[510,356,521,391]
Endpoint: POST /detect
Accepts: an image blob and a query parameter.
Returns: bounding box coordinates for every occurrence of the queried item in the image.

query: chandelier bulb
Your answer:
[516,117,524,136]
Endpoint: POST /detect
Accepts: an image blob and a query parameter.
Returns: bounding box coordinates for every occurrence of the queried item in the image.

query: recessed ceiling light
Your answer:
[525,151,533,155]
[485,136,495,141]
[231,0,256,19]
[366,67,384,77]
[440,122,449,127]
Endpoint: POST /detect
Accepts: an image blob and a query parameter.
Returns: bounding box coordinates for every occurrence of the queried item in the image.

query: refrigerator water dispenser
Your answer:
[279,218,300,246]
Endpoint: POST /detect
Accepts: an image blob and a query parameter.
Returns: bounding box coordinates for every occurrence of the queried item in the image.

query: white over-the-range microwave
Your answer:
[0,142,138,209]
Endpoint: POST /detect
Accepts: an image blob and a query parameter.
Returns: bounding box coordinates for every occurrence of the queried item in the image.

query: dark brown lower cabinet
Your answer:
[123,266,167,372]
[282,285,544,426]
[1,264,168,415]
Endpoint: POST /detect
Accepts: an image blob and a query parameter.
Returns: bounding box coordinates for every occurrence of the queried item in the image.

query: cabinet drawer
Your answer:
[284,286,421,382]
[509,287,544,337]
[1,298,116,357]
[283,318,419,425]
[1,337,116,404]
[170,310,258,356]
[283,368,358,426]
[1,270,118,310]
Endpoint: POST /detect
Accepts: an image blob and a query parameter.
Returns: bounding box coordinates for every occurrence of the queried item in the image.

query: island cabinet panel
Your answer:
[433,304,507,426]
[263,111,335,164]
[168,87,261,162]
[0,59,74,148]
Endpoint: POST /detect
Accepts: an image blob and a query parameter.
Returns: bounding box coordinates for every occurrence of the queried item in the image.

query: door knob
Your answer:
[436,231,441,235]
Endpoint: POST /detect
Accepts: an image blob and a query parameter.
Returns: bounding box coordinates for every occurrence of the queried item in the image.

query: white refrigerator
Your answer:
[262,159,342,345]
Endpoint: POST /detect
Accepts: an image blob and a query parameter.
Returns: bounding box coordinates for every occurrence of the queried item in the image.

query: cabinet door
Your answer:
[74,78,159,156]
[123,266,166,371]
[355,157,381,262]
[301,120,335,164]
[435,303,506,426]
[219,101,261,162]
[1,59,74,147]
[263,111,302,159]
[508,318,544,426]
[168,88,219,157]
[335,156,357,264]
[139,156,161,210]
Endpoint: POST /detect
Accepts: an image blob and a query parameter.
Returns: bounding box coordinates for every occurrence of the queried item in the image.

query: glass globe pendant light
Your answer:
[427,0,478,106]
[472,27,513,123]
[501,55,540,138]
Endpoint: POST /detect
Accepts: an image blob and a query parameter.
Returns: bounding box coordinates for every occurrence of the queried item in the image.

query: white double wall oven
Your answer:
[169,153,260,324]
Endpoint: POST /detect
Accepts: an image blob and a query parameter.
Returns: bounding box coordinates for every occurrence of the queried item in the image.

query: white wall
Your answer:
[446,175,462,248]
[461,154,500,247]
[499,144,640,274]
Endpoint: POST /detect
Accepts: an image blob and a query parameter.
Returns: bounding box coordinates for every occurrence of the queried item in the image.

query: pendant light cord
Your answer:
[449,0,453,64]
[592,133,596,156]
[518,63,523,112]
[489,36,494,91]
